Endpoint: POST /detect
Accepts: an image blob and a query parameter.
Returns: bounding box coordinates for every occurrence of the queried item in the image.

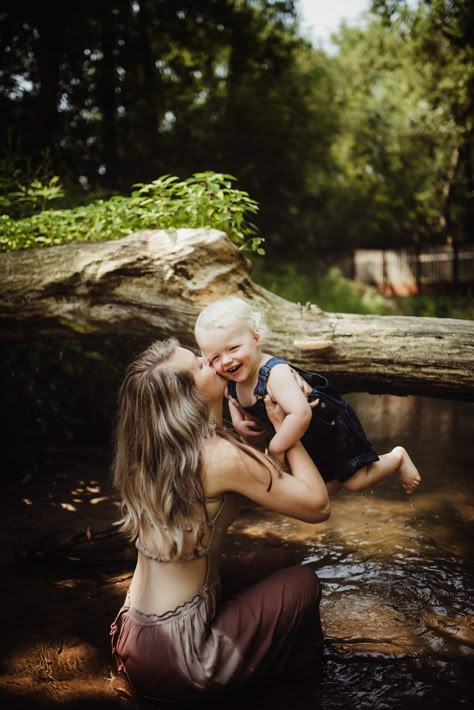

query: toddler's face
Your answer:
[196,322,262,382]
[169,346,226,401]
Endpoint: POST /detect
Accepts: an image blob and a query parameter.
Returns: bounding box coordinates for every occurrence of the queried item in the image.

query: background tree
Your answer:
[1,1,471,254]
[369,0,474,249]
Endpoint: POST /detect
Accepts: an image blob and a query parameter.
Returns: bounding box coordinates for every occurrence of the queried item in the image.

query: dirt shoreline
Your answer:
[0,451,135,709]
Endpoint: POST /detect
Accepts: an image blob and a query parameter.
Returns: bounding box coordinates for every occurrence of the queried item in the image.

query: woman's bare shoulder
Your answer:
[209,434,276,498]
[201,435,237,496]
[202,434,241,469]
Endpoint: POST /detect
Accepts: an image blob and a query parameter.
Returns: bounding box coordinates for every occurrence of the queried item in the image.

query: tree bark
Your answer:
[1,229,473,400]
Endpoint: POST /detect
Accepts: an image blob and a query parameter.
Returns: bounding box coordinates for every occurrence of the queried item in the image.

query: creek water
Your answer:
[224,394,474,710]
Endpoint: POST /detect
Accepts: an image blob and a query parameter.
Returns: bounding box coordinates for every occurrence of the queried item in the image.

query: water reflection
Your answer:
[224,394,474,709]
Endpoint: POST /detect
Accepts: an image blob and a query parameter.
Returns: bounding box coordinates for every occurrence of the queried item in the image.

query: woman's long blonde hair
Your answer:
[113,338,214,559]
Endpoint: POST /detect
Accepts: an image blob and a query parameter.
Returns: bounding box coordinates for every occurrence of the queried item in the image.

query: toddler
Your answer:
[195,296,421,497]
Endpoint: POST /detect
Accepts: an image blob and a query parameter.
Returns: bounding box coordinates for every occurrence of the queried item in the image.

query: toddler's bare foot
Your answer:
[393,446,421,494]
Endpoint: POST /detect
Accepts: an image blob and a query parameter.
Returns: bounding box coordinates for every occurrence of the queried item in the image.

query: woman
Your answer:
[110,338,330,705]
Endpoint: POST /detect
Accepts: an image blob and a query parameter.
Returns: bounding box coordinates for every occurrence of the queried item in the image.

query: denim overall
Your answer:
[227,357,379,483]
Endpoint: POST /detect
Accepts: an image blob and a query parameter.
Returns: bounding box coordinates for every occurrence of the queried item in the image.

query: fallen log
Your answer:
[1,228,473,400]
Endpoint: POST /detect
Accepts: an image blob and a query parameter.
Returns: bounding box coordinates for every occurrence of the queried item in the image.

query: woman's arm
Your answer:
[205,435,330,524]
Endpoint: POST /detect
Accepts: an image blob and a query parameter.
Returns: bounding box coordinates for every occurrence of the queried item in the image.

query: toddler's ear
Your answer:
[254,330,263,345]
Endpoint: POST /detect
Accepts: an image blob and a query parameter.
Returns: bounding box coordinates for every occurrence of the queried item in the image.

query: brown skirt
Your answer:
[110,549,323,704]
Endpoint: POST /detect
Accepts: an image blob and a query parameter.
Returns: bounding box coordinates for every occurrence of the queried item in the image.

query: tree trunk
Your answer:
[439,145,460,242]
[1,229,473,400]
[35,8,64,151]
[137,0,160,157]
[98,4,117,183]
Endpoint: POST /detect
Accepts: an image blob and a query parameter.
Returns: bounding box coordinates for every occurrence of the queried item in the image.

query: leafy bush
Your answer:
[0,172,264,253]
[0,147,65,219]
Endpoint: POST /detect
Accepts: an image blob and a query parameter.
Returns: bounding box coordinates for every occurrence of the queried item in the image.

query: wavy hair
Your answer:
[113,338,214,559]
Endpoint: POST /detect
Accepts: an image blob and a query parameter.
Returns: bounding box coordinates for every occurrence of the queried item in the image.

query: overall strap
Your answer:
[253,357,289,399]
[227,380,238,400]
[290,364,329,389]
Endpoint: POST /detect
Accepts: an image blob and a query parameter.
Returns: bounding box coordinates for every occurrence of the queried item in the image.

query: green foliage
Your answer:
[289,0,473,253]
[0,147,65,219]
[252,256,474,319]
[0,171,263,253]
[365,0,474,245]
[2,0,471,255]
[0,175,64,218]
[322,16,446,247]
[251,259,390,315]
[391,293,474,320]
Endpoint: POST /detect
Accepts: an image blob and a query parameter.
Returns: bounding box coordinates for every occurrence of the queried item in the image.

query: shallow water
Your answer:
[224,394,474,709]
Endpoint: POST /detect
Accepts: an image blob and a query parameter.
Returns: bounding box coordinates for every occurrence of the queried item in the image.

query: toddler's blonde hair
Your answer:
[195,296,268,339]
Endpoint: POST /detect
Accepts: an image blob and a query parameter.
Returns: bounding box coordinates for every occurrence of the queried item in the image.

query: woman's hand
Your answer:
[264,395,289,465]
[264,386,317,430]
[234,417,268,444]
[264,394,286,431]
[226,391,268,445]
[290,369,319,409]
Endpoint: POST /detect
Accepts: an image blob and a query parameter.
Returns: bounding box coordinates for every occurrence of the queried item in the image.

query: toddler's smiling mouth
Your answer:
[227,364,242,374]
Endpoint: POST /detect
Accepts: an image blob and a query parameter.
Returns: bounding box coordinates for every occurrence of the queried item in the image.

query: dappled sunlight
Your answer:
[3,638,101,679]
[423,614,474,649]
[54,578,79,590]
[321,593,425,655]
[0,636,133,706]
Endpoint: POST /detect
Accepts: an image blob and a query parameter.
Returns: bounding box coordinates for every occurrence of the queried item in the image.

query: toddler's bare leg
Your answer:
[342,446,421,494]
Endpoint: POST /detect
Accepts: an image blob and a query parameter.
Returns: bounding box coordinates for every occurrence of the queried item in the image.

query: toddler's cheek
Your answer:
[213,362,226,377]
